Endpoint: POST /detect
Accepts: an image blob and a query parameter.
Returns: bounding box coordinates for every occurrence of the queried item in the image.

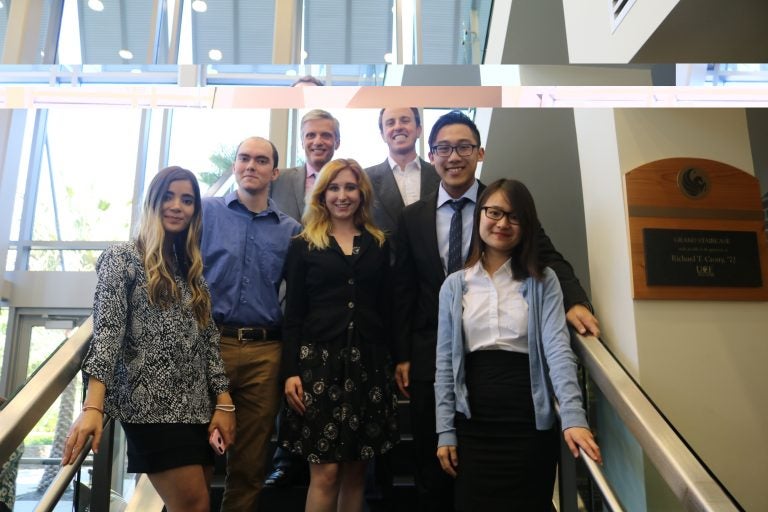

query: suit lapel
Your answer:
[418,191,443,276]
[375,161,404,224]
[293,166,307,217]
[419,158,441,199]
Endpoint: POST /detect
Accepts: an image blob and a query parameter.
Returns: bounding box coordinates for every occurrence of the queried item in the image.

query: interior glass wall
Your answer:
[303,0,393,64]
[27,108,143,271]
[166,108,271,193]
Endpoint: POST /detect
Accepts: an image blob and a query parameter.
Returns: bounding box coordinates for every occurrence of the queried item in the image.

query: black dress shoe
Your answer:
[264,467,293,487]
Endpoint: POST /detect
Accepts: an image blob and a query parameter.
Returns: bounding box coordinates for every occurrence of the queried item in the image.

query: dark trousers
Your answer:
[410,380,454,512]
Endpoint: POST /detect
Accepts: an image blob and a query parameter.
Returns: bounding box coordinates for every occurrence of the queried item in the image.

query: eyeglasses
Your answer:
[481,206,520,225]
[430,143,479,157]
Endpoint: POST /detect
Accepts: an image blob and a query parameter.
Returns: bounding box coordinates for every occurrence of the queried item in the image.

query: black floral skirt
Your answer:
[279,325,399,463]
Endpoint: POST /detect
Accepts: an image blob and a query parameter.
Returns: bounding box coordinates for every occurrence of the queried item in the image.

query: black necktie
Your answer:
[447,198,470,274]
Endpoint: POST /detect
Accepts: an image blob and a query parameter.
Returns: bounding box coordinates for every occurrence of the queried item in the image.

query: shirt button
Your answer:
[240,298,246,304]
[348,302,354,309]
[249,236,255,241]
[348,278,354,285]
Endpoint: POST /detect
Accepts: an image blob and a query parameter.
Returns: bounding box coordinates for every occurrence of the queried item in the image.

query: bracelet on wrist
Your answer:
[82,405,104,414]
[214,404,236,413]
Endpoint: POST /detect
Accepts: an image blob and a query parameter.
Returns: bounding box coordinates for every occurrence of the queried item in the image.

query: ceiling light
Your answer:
[88,0,104,12]
[384,52,394,63]
[118,49,134,60]
[191,0,208,13]
[208,49,222,61]
[0,2,5,9]
[285,69,298,76]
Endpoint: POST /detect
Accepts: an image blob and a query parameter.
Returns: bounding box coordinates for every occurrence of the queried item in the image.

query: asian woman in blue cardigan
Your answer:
[434,179,601,511]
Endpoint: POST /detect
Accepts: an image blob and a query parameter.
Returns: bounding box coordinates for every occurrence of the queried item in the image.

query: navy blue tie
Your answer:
[447,198,470,274]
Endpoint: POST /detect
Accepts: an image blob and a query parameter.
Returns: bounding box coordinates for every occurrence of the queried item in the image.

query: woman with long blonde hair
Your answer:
[280,159,399,512]
[63,166,235,512]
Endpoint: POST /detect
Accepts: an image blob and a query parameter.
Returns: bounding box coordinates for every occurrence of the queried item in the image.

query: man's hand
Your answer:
[566,304,600,337]
[436,445,458,478]
[395,361,411,398]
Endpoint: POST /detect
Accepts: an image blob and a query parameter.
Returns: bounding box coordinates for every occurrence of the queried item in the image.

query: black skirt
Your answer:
[121,422,214,474]
[278,323,399,463]
[454,350,559,512]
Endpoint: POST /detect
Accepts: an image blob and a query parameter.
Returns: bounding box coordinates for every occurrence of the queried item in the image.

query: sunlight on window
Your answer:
[35,109,141,243]
[167,109,271,194]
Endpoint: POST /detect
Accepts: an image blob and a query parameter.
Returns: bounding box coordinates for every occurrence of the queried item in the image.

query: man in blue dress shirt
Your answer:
[201,136,301,511]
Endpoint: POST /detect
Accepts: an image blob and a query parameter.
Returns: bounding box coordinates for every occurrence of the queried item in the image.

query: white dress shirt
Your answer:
[462,259,529,354]
[387,155,422,206]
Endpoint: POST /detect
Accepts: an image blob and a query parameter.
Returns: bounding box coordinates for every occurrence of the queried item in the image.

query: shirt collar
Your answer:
[225,189,279,218]
[387,155,421,172]
[466,257,513,279]
[306,162,320,178]
[437,179,479,209]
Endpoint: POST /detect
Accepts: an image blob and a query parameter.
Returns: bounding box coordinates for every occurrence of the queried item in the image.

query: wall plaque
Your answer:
[626,158,768,300]
[643,228,762,287]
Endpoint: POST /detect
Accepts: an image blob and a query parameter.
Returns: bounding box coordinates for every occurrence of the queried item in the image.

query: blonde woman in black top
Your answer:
[63,166,234,512]
[280,159,399,512]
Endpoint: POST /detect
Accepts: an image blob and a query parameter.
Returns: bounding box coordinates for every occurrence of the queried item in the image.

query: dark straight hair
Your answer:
[465,179,544,280]
[427,110,481,148]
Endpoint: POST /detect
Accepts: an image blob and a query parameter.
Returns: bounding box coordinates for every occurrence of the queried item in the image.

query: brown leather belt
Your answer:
[218,325,281,342]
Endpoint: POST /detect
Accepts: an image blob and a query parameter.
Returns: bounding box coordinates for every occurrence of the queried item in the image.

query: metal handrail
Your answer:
[577,446,625,512]
[572,334,740,512]
[32,423,100,512]
[0,316,93,463]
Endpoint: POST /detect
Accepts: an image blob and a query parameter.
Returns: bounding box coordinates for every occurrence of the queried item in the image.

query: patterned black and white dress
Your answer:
[279,232,399,463]
[83,241,229,425]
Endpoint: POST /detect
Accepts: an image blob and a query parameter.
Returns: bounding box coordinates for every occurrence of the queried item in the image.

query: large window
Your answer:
[25,109,143,271]
[420,0,492,64]
[304,0,393,64]
[167,108,271,194]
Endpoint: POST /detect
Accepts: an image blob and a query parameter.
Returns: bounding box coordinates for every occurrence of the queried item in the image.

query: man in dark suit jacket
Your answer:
[365,108,441,245]
[393,111,600,511]
[271,109,340,223]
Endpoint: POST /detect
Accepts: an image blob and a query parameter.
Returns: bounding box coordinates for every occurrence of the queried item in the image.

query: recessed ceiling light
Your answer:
[301,51,308,60]
[208,49,223,61]
[118,49,134,60]
[0,2,5,9]
[88,0,104,12]
[191,0,208,13]
[384,52,394,63]
[285,70,298,76]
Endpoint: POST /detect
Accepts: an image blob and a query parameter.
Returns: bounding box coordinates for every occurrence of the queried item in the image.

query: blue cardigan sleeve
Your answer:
[539,268,589,430]
[435,274,460,447]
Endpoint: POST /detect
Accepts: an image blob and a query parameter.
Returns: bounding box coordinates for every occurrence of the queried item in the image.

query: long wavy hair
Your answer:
[465,179,544,280]
[301,158,385,250]
[135,166,211,327]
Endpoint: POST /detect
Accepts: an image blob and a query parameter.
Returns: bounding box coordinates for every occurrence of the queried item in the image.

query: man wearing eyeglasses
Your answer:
[365,108,440,250]
[393,110,599,511]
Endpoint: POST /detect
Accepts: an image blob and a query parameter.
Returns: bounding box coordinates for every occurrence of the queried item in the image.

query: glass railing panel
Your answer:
[591,382,682,512]
[11,374,83,511]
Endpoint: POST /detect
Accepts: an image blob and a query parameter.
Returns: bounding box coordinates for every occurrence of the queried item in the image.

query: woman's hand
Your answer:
[284,376,305,415]
[564,426,602,464]
[436,445,459,478]
[210,392,236,449]
[61,409,103,466]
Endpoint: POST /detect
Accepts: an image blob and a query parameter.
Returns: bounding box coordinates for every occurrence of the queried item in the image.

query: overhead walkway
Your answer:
[0,318,742,511]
